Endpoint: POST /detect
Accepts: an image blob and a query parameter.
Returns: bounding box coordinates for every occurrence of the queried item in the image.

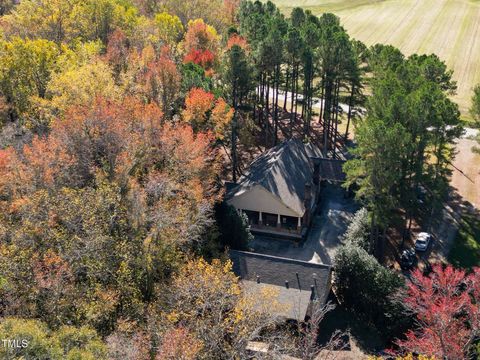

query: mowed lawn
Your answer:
[272,0,480,117]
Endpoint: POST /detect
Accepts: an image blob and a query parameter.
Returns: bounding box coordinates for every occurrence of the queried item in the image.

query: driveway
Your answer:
[250,184,359,265]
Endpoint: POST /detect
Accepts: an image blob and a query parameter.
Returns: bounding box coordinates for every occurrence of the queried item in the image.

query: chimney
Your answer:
[313,161,320,186]
[304,182,312,204]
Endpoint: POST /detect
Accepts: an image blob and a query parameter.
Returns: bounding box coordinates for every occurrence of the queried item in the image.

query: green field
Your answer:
[272,0,480,117]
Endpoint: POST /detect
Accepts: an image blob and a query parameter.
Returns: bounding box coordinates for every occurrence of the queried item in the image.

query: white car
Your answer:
[415,232,432,251]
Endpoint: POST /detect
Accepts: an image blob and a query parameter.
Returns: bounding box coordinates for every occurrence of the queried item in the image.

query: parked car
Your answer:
[400,248,417,270]
[414,232,432,251]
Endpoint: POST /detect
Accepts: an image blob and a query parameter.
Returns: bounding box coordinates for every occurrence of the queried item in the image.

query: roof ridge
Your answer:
[230,250,332,269]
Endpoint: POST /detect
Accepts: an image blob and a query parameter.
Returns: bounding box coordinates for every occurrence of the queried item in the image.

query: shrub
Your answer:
[333,244,407,339]
[214,202,253,251]
[343,207,372,253]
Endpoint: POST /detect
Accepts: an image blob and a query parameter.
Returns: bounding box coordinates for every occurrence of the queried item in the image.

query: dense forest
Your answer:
[0,0,478,359]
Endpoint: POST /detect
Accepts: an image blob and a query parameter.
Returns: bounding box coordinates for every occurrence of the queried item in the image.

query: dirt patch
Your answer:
[451,133,480,208]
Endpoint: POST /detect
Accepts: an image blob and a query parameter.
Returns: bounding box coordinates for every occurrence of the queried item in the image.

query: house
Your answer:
[230,250,332,321]
[226,139,324,240]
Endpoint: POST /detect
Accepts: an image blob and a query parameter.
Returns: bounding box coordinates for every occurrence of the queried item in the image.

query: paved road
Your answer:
[250,184,359,265]
[260,87,367,117]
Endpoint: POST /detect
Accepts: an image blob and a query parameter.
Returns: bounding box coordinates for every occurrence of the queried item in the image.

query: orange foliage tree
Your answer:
[227,33,248,51]
[105,29,130,78]
[183,87,233,139]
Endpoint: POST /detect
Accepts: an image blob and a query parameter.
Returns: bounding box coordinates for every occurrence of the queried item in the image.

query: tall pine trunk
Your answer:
[294,64,299,123]
[345,83,355,142]
[290,63,296,137]
[323,77,333,157]
[333,79,340,157]
[274,65,280,145]
[284,65,289,111]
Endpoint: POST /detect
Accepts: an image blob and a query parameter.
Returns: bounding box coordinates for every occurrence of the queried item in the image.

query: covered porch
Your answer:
[241,209,304,239]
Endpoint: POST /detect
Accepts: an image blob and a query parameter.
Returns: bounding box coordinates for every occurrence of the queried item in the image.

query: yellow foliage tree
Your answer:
[47,60,120,115]
[154,12,184,46]
[158,258,280,359]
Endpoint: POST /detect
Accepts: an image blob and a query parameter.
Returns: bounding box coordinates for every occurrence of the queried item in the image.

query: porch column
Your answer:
[258,212,263,225]
[297,216,302,229]
[277,214,281,228]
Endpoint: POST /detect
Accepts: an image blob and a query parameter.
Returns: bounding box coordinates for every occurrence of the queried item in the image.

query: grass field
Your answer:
[272,0,480,117]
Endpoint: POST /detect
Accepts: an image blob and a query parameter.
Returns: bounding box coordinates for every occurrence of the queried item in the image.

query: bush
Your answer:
[333,244,407,339]
[342,208,372,253]
[214,202,253,251]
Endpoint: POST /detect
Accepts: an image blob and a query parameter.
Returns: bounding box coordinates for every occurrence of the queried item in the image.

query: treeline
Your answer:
[235,1,364,156]
[344,45,463,259]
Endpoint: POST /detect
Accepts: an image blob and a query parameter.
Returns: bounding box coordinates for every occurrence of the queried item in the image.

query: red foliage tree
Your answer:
[183,48,215,70]
[396,265,480,359]
[182,19,218,75]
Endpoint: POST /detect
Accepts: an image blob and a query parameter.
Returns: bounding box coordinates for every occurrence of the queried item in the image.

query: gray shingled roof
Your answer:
[313,158,347,182]
[230,250,332,320]
[228,139,322,216]
[242,281,312,321]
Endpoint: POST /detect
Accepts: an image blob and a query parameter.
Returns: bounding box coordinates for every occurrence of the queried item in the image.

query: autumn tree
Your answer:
[154,11,184,47]
[143,47,181,118]
[0,318,107,359]
[3,0,139,45]
[0,98,221,334]
[0,37,60,122]
[396,265,480,359]
[183,19,219,75]
[156,327,203,360]
[183,87,233,139]
[0,0,14,15]
[156,0,234,32]
[47,60,119,116]
[105,29,130,78]
[155,258,278,359]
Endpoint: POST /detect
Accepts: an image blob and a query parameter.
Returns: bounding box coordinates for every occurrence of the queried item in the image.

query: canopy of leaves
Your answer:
[396,265,480,359]
[0,318,107,360]
[0,98,220,334]
[333,244,406,338]
[155,258,278,359]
